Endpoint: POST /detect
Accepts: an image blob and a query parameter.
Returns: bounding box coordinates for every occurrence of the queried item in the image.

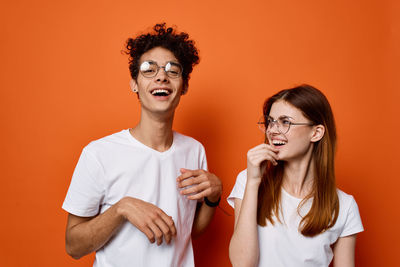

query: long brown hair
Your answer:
[257,84,339,237]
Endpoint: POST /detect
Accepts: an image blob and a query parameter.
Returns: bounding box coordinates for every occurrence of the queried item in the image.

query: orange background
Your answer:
[1,0,399,266]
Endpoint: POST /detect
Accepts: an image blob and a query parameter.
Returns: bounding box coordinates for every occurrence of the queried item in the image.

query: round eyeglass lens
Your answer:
[165,62,182,78]
[278,119,290,133]
[265,117,290,134]
[140,61,157,77]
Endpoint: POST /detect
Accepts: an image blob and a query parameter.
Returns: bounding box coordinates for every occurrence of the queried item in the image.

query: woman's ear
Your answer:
[130,79,138,93]
[311,124,325,142]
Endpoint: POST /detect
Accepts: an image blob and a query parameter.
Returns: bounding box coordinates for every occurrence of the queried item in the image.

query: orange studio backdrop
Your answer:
[1,0,399,266]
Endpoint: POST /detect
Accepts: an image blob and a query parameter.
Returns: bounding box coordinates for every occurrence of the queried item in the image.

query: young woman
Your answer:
[228,85,363,267]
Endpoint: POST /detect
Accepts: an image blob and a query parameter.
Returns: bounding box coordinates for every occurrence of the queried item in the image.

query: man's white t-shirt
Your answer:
[62,130,207,267]
[227,170,364,267]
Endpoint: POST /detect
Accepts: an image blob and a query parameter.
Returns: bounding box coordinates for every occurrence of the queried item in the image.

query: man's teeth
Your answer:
[272,141,286,146]
[151,89,170,95]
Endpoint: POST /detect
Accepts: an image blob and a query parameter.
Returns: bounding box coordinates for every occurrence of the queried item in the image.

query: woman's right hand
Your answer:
[247,143,279,181]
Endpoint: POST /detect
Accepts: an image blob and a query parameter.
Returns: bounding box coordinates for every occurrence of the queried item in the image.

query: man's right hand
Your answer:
[117,197,177,245]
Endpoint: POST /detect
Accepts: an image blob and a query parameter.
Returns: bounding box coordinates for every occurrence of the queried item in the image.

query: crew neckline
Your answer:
[281,187,313,202]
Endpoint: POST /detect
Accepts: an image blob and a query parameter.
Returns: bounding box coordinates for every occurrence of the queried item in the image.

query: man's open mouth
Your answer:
[151,89,172,96]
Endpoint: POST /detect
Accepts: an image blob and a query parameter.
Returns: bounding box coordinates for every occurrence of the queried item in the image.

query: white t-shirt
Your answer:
[62,130,207,267]
[227,170,364,267]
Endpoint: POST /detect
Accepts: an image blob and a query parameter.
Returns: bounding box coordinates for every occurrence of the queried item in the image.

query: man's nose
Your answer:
[155,67,169,82]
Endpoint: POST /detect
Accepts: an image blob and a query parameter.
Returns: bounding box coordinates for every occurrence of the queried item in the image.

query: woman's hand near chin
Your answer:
[246,143,279,182]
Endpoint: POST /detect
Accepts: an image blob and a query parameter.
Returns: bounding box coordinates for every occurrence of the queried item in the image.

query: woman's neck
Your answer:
[282,149,315,199]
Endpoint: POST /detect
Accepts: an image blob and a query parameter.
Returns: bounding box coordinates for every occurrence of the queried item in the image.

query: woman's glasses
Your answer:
[257,116,314,134]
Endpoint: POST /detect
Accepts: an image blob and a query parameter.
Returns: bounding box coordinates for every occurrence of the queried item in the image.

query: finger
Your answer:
[250,153,277,167]
[177,170,194,181]
[254,149,279,162]
[141,226,156,244]
[178,177,196,188]
[159,213,177,237]
[177,169,204,182]
[180,182,209,196]
[249,148,277,158]
[248,144,278,156]
[178,175,206,188]
[154,218,172,244]
[248,155,276,167]
[259,152,278,165]
[180,168,189,173]
[249,148,279,162]
[248,143,269,151]
[259,153,278,166]
[148,222,164,246]
[187,188,210,200]
[176,170,195,182]
[248,143,279,153]
[266,145,279,153]
[265,149,279,163]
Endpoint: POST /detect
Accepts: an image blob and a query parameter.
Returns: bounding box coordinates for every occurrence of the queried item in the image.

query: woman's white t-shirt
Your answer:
[227,170,364,267]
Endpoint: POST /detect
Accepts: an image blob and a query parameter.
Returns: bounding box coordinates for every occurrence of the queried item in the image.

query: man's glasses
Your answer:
[139,60,183,78]
[257,116,314,134]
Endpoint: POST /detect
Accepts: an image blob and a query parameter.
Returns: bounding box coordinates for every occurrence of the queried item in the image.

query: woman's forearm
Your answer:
[229,179,261,267]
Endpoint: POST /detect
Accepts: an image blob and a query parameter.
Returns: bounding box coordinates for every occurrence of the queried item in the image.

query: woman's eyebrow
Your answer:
[274,115,294,120]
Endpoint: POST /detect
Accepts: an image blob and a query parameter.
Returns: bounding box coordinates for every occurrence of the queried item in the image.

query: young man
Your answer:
[62,23,222,267]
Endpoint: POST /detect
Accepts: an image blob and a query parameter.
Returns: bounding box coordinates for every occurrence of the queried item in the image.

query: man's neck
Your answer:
[130,111,175,152]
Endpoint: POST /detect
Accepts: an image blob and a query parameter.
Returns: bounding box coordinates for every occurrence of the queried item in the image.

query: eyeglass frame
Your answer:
[257,115,315,134]
[139,60,183,79]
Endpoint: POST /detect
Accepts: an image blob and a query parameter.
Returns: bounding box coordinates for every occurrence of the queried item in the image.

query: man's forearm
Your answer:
[66,201,125,259]
[191,201,218,238]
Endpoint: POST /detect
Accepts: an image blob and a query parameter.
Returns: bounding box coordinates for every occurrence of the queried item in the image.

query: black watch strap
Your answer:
[204,196,221,207]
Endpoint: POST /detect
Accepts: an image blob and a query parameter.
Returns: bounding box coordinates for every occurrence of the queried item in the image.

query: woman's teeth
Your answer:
[272,140,286,146]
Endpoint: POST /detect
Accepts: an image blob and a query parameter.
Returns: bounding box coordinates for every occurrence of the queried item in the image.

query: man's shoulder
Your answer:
[84,129,130,153]
[173,131,204,149]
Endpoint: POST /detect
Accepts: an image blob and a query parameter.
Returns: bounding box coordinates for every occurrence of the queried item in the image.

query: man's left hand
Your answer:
[177,168,222,202]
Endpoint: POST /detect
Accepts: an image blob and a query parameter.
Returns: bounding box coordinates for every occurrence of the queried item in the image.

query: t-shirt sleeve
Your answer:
[340,196,364,237]
[200,144,208,171]
[227,170,247,209]
[62,147,105,217]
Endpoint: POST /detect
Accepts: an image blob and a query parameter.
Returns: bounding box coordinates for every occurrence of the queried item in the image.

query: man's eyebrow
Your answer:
[140,60,156,64]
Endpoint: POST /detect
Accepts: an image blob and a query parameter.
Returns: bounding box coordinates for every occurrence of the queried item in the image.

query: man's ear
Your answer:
[181,83,188,95]
[311,124,325,142]
[130,79,138,93]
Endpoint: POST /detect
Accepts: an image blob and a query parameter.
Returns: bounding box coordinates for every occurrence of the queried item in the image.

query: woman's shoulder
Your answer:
[233,169,248,191]
[336,189,357,207]
[227,169,248,208]
[334,188,364,236]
